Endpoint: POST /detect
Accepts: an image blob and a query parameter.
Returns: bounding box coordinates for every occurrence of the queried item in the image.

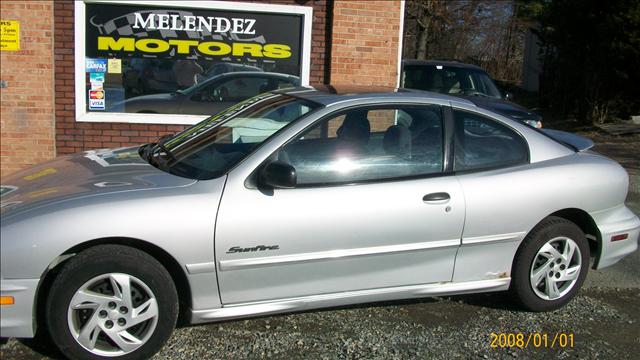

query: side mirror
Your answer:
[260,161,297,189]
[504,91,513,101]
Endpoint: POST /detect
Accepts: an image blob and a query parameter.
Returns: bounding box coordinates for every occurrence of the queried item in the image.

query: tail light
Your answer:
[611,234,628,242]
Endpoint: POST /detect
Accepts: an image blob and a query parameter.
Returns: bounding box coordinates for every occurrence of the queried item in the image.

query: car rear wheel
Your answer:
[46,245,178,360]
[510,216,589,311]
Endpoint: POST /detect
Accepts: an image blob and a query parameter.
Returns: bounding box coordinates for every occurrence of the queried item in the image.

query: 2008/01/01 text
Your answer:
[490,333,575,349]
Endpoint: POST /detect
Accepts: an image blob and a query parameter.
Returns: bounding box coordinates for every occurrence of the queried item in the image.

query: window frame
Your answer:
[253,102,456,189]
[451,108,531,174]
[74,0,313,124]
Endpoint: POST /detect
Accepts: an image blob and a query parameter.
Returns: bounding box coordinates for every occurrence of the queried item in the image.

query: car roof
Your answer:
[213,71,299,80]
[402,59,486,72]
[197,71,300,88]
[275,85,476,107]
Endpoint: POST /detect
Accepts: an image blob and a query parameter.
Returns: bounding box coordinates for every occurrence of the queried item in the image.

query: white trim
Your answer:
[300,5,312,86]
[396,0,405,87]
[462,232,526,245]
[76,112,208,125]
[186,262,217,274]
[219,239,460,271]
[74,0,313,125]
[84,0,313,14]
[75,1,86,122]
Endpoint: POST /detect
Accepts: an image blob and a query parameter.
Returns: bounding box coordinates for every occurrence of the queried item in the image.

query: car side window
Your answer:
[278,106,444,185]
[453,110,528,171]
[195,76,270,102]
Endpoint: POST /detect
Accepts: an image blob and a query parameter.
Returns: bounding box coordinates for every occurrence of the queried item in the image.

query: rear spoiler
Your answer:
[540,129,594,152]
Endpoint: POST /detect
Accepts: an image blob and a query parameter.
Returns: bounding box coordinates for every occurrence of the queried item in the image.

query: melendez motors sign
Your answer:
[85,3,303,69]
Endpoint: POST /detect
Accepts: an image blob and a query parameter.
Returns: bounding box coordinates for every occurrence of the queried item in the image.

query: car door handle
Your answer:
[423,192,450,203]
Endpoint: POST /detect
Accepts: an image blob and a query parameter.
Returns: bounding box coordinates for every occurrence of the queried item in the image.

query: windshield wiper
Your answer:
[139,143,153,161]
[154,141,175,160]
[138,136,175,171]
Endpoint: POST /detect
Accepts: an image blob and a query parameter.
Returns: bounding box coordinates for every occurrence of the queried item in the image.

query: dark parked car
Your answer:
[401,60,542,128]
[194,63,263,84]
[205,62,263,77]
[120,72,300,115]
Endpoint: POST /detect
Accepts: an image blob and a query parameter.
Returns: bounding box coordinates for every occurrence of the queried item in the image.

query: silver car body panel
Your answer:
[1,89,638,338]
[215,175,465,304]
[1,149,225,337]
[0,279,38,338]
[191,278,510,324]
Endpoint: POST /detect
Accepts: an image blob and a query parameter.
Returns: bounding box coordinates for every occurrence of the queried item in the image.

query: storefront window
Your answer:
[76,1,311,122]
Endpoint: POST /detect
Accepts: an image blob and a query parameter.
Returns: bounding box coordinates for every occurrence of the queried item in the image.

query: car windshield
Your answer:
[140,92,320,180]
[175,78,210,95]
[402,65,502,99]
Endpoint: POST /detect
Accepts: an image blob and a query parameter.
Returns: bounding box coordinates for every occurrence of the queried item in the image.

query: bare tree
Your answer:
[403,0,527,84]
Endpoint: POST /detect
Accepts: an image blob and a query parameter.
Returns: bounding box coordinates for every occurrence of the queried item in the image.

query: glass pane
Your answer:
[84,2,305,116]
[93,60,301,115]
[454,110,528,171]
[143,93,319,180]
[280,106,444,185]
[403,65,502,98]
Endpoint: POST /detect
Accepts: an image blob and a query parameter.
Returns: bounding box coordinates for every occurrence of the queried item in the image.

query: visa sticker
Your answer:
[88,90,105,110]
[86,58,107,73]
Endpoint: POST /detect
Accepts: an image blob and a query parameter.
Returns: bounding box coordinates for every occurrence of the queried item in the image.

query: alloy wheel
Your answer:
[67,273,159,356]
[529,236,582,300]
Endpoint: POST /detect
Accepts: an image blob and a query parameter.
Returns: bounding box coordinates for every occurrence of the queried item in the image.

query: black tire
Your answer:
[46,245,178,360]
[510,216,590,312]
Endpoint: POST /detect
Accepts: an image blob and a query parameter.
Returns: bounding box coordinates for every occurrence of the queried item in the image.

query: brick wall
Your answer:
[1,1,55,177]
[330,0,402,87]
[53,0,331,156]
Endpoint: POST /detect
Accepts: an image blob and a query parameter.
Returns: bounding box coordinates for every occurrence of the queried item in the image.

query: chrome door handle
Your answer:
[423,192,450,203]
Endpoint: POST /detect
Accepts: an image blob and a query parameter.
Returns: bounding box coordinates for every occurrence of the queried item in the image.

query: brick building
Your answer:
[1,0,404,176]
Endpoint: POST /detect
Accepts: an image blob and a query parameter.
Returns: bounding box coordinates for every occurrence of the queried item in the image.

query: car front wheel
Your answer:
[510,216,590,312]
[46,245,178,360]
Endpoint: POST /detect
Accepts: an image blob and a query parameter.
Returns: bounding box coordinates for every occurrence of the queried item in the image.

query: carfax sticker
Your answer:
[88,89,105,110]
[85,58,107,73]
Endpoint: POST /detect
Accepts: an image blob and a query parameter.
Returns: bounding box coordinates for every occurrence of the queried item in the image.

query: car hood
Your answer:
[0,147,196,217]
[460,96,539,121]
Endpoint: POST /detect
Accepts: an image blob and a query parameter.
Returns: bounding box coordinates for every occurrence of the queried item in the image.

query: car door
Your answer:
[449,108,532,282]
[215,104,466,304]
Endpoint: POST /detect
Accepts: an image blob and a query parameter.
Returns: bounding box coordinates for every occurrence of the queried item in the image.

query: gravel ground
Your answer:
[2,132,639,360]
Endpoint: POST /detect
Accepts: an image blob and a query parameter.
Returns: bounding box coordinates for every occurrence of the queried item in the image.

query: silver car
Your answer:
[1,86,638,359]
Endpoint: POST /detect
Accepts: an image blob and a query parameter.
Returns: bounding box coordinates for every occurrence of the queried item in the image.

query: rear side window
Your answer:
[454,110,528,171]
